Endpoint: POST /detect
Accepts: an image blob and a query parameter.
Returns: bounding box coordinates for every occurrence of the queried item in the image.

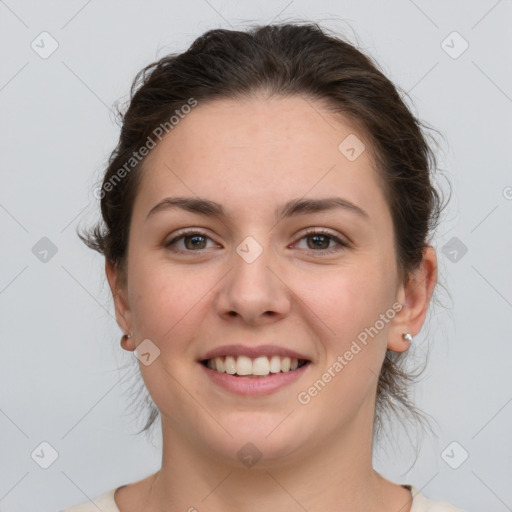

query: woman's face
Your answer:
[109,95,423,467]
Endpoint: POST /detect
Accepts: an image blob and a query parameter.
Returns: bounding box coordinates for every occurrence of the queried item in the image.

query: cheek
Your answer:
[127,252,201,347]
[126,256,208,423]
[295,261,396,346]
[293,268,395,421]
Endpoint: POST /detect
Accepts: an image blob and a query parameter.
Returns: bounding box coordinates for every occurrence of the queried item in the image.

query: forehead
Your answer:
[134,95,388,221]
[149,95,372,165]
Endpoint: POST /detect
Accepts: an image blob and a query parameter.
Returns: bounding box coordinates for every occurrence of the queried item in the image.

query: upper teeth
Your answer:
[206,355,302,376]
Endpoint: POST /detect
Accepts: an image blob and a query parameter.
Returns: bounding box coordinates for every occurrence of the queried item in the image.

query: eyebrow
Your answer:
[145,196,369,222]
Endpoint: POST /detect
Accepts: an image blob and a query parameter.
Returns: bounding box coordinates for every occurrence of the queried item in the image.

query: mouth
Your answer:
[200,355,310,377]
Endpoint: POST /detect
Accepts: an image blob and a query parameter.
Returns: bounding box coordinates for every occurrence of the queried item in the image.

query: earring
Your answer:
[402,333,413,343]
[121,332,132,347]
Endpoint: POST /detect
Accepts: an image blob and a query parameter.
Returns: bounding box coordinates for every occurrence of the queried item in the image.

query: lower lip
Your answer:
[200,362,310,395]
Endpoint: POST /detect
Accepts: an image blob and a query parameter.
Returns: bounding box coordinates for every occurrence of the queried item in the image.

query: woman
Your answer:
[65,22,465,512]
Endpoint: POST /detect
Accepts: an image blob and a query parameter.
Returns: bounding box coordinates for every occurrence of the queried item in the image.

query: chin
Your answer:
[198,415,309,469]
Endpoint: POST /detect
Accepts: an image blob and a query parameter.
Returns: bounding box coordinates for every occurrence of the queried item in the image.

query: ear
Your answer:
[105,259,136,351]
[388,246,437,352]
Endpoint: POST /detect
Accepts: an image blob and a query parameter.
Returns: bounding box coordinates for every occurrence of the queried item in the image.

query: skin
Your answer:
[106,95,437,512]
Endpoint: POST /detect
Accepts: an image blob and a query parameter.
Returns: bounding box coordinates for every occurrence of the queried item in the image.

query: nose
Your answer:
[214,241,291,326]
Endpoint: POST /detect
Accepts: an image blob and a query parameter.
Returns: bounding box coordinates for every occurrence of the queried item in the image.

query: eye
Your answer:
[294,229,350,255]
[164,230,217,253]
[164,228,350,255]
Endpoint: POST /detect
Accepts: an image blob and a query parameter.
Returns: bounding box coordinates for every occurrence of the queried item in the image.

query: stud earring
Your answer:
[402,333,413,343]
[121,332,132,346]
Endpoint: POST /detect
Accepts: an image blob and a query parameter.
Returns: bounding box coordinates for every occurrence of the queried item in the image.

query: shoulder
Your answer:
[409,485,467,512]
[60,487,120,512]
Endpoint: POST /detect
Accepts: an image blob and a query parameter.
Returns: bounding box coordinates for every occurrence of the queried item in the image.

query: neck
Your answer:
[144,408,409,512]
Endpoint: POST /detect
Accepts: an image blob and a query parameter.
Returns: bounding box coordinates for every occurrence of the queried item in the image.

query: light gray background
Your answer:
[1,1,511,511]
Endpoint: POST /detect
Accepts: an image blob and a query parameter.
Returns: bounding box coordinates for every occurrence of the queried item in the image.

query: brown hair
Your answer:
[79,22,445,440]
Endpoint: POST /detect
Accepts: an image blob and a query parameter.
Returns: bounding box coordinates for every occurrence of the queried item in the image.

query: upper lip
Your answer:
[200,344,311,361]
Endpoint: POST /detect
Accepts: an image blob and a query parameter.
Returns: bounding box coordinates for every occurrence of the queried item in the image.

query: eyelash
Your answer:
[164,228,350,256]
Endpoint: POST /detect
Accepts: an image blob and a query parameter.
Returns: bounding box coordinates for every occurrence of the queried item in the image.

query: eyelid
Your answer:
[299,227,350,243]
[294,227,351,252]
[164,228,219,250]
